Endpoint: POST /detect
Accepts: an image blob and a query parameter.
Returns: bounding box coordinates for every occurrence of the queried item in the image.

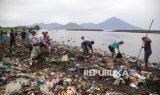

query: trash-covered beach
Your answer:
[0,39,160,95]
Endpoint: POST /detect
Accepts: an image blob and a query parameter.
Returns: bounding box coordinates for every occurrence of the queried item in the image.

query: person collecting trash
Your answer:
[41,31,52,53]
[30,31,41,58]
[81,40,94,54]
[142,36,152,68]
[108,41,124,59]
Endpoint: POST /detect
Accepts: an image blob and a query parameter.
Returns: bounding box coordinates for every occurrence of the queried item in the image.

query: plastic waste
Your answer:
[61,55,69,61]
[105,58,114,69]
[130,76,138,82]
[89,56,96,61]
[0,77,7,86]
[130,82,138,89]
[64,78,72,83]
[30,46,40,58]
[87,84,97,93]
[50,57,62,62]
[105,91,123,95]
[0,38,159,95]
[66,86,76,95]
[0,62,4,68]
[68,68,77,72]
[5,78,29,94]
[49,55,69,63]
[113,77,125,85]
[136,73,146,80]
[116,52,123,58]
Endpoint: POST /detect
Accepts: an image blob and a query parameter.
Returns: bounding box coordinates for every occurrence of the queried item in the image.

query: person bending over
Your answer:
[81,40,94,54]
[108,41,124,59]
[40,31,52,52]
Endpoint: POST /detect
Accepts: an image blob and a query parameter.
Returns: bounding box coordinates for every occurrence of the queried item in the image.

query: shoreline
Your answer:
[111,30,160,34]
[49,29,160,34]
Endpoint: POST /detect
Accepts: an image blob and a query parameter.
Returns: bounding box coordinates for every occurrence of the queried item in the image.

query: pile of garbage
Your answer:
[0,42,160,95]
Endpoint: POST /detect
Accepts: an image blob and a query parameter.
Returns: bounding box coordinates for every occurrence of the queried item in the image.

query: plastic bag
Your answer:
[116,52,122,58]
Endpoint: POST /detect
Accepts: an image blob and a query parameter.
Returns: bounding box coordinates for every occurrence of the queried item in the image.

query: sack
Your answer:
[30,46,40,58]
[116,52,122,58]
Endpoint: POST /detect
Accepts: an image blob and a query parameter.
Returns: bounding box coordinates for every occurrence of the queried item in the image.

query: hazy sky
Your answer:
[0,0,160,30]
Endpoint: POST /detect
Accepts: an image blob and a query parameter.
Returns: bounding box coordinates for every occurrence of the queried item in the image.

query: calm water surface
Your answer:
[46,30,160,62]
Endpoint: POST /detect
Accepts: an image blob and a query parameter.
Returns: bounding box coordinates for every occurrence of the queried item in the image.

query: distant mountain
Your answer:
[32,23,62,29]
[81,17,143,30]
[80,23,97,29]
[57,22,85,29]
[97,17,143,30]
[31,17,143,30]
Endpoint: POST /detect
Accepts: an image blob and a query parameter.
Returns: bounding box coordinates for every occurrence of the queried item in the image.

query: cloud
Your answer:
[0,0,159,30]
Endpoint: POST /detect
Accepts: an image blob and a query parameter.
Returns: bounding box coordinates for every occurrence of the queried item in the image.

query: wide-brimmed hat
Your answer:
[31,31,36,33]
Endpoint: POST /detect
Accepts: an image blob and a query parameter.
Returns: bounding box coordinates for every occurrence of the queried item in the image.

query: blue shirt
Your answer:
[81,40,91,47]
[109,42,119,49]
[27,32,31,39]
[2,34,7,41]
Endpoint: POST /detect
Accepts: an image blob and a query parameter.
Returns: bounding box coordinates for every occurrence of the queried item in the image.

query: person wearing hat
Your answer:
[108,41,124,59]
[142,36,152,68]
[30,31,41,58]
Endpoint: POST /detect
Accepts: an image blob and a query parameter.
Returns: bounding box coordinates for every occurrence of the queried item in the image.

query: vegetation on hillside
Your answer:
[0,25,41,32]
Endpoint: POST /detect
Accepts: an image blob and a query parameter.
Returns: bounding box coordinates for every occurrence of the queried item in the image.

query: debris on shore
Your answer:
[0,41,160,95]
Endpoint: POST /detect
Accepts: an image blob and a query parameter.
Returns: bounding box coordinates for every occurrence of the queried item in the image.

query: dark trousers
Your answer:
[82,45,92,54]
[82,45,89,54]
[10,40,15,47]
[144,52,151,64]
